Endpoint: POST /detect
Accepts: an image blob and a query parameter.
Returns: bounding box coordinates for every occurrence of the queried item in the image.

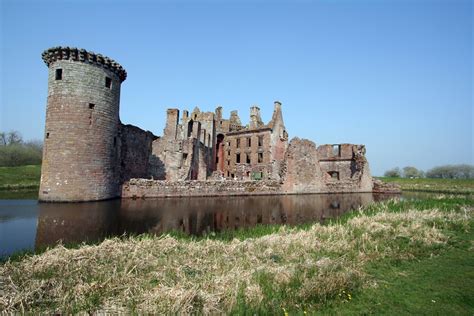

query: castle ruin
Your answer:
[39,46,383,202]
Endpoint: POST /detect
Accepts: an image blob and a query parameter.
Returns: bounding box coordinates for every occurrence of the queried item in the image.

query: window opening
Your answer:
[328,171,340,180]
[236,138,240,148]
[258,136,263,147]
[247,138,251,147]
[246,154,251,164]
[258,152,263,163]
[332,144,341,157]
[105,77,112,88]
[236,153,241,163]
[55,69,62,80]
[89,103,95,109]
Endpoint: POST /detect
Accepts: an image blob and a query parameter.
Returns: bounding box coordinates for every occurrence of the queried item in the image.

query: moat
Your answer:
[0,193,403,258]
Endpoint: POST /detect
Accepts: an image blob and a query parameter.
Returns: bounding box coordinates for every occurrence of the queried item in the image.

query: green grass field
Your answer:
[378,177,474,194]
[0,165,41,191]
[0,165,40,198]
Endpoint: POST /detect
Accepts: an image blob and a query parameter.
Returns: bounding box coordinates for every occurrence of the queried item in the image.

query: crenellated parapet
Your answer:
[42,46,127,82]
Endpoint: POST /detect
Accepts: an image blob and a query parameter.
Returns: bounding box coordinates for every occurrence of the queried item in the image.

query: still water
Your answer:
[0,193,400,258]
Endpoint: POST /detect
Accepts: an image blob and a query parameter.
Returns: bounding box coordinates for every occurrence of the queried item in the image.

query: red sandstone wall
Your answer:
[281,138,325,193]
[39,59,123,201]
[120,124,157,181]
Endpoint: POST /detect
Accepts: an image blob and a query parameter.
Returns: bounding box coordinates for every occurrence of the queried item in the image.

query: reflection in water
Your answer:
[35,200,121,249]
[34,193,393,250]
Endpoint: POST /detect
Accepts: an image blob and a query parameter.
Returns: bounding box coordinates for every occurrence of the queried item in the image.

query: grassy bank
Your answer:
[1,196,472,313]
[0,165,41,191]
[379,177,474,194]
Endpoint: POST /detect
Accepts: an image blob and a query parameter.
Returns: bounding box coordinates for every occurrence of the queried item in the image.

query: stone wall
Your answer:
[281,138,325,193]
[122,137,376,198]
[122,179,282,198]
[120,124,157,181]
[39,48,125,202]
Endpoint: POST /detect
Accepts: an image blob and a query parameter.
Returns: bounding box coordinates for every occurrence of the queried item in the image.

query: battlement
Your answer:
[42,46,127,82]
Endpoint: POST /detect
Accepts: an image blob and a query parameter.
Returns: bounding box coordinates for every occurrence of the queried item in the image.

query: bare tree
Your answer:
[6,131,23,145]
[0,132,6,146]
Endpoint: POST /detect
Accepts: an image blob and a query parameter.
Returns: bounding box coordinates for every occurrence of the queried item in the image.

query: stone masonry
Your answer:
[39,46,394,202]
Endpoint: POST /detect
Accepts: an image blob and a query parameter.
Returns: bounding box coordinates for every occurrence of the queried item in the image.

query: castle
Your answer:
[39,46,383,202]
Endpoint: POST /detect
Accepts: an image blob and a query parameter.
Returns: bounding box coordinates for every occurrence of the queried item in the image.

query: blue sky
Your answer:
[1,0,472,175]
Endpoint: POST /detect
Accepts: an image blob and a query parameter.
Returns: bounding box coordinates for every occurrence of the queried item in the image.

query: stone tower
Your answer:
[39,47,127,201]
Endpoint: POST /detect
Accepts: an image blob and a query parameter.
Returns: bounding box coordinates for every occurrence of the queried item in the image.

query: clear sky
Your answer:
[1,0,472,176]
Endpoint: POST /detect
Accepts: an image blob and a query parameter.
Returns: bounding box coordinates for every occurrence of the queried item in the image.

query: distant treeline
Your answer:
[384,165,474,179]
[0,131,43,166]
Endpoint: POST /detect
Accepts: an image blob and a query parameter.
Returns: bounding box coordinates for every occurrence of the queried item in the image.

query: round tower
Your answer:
[39,46,127,202]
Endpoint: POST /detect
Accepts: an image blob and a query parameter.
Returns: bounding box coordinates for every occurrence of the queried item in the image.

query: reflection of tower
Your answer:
[39,47,127,201]
[35,201,120,249]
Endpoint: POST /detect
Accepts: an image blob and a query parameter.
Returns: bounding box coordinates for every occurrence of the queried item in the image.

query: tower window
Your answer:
[258,136,263,147]
[236,138,240,148]
[113,137,117,146]
[105,77,112,88]
[46,132,50,139]
[89,103,95,109]
[247,138,251,147]
[236,153,241,163]
[246,154,251,164]
[55,69,62,80]
[258,152,263,163]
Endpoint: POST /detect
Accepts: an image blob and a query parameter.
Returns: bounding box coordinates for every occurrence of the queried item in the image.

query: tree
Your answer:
[426,164,474,179]
[402,166,423,178]
[384,167,401,178]
[0,132,7,146]
[6,131,23,145]
[0,131,42,166]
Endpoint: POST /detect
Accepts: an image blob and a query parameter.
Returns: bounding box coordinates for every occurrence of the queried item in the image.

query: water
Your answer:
[0,193,399,258]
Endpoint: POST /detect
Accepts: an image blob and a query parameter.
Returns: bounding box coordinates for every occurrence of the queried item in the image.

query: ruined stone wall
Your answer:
[223,129,273,179]
[281,138,325,193]
[318,144,373,192]
[268,101,288,180]
[122,179,282,198]
[39,47,125,202]
[317,144,354,160]
[120,124,157,181]
[123,137,374,198]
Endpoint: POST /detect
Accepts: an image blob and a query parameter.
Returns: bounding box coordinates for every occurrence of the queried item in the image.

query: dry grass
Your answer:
[1,205,471,313]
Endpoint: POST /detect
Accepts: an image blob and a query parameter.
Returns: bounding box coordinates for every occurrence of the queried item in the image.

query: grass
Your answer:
[0,165,41,191]
[379,176,474,194]
[1,196,473,314]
